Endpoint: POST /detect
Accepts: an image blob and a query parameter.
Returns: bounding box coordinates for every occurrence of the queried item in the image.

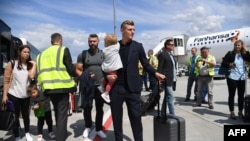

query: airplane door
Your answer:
[173,35,188,56]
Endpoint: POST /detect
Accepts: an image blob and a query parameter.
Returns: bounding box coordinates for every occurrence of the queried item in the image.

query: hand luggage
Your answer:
[0,104,16,131]
[141,92,160,115]
[244,95,250,122]
[73,93,82,113]
[243,75,250,122]
[153,81,186,141]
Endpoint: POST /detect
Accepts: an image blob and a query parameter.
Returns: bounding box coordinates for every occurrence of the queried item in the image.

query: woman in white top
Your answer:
[221,40,250,119]
[2,45,36,141]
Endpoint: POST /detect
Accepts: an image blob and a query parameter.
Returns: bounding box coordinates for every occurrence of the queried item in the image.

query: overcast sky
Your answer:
[1,0,250,62]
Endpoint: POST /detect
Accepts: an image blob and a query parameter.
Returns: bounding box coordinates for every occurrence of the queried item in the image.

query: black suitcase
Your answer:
[153,81,186,141]
[244,95,250,121]
[154,114,186,141]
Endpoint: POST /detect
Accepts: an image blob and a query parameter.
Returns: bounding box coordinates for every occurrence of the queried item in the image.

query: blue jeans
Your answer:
[161,85,175,115]
[202,85,208,101]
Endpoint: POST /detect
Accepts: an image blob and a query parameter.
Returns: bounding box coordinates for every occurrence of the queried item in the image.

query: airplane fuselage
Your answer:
[153,27,250,65]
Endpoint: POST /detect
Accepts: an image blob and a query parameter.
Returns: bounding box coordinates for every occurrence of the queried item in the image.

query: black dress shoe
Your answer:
[193,96,197,101]
[185,98,190,101]
[208,105,214,109]
[238,112,244,118]
[193,103,201,107]
[230,112,236,120]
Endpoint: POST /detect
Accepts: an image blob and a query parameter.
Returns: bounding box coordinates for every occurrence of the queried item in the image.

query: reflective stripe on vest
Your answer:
[36,45,75,92]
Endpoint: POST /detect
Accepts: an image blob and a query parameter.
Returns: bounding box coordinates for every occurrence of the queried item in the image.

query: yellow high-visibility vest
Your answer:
[36,45,75,92]
[195,55,215,76]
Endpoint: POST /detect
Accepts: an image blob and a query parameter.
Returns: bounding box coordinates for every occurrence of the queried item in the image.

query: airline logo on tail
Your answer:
[226,30,240,43]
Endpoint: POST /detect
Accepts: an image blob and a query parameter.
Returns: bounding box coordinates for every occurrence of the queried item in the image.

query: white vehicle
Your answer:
[153,27,250,65]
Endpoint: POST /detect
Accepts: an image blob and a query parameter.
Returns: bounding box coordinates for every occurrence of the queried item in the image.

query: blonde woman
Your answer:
[221,40,250,119]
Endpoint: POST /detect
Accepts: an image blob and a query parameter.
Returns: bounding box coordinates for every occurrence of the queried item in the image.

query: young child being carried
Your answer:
[27,83,56,141]
[98,34,123,103]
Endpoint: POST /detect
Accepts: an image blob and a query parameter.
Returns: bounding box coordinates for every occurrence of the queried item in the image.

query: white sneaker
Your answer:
[25,132,33,141]
[15,137,21,141]
[82,128,91,138]
[48,132,56,139]
[37,134,43,141]
[101,93,111,103]
[97,130,107,139]
[97,85,105,93]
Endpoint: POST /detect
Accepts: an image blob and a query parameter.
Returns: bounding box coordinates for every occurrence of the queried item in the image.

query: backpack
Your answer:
[81,50,87,65]
[218,51,232,76]
[10,59,15,70]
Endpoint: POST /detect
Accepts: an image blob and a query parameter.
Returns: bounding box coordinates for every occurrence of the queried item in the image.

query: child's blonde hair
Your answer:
[104,34,118,47]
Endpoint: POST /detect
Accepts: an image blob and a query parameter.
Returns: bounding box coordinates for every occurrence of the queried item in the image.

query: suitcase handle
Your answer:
[157,81,160,117]
[156,79,167,121]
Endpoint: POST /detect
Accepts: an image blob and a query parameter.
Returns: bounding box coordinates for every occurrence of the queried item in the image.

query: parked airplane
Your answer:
[152,27,250,65]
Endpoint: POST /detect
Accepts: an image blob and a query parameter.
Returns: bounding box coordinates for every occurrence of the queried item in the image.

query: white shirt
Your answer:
[8,61,29,98]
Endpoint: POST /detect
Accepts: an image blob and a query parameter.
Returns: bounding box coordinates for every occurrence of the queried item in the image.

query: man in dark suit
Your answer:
[107,20,165,141]
[157,39,177,115]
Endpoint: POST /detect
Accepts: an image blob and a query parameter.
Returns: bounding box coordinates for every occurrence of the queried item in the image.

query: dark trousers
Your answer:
[142,73,149,90]
[149,73,157,92]
[50,93,69,141]
[37,110,53,134]
[186,75,197,99]
[110,84,143,141]
[83,86,104,131]
[8,94,30,137]
[140,73,148,91]
[226,78,245,112]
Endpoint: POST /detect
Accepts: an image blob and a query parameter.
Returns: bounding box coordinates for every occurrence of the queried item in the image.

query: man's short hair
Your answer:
[191,47,197,51]
[200,46,209,51]
[89,33,99,38]
[120,20,134,30]
[88,34,99,41]
[51,33,62,45]
[164,39,173,47]
[148,49,154,55]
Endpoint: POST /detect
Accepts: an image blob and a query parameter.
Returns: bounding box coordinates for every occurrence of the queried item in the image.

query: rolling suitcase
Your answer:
[244,95,250,121]
[153,81,186,141]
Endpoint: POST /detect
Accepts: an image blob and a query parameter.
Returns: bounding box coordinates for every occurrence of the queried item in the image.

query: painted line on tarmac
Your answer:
[87,108,112,141]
